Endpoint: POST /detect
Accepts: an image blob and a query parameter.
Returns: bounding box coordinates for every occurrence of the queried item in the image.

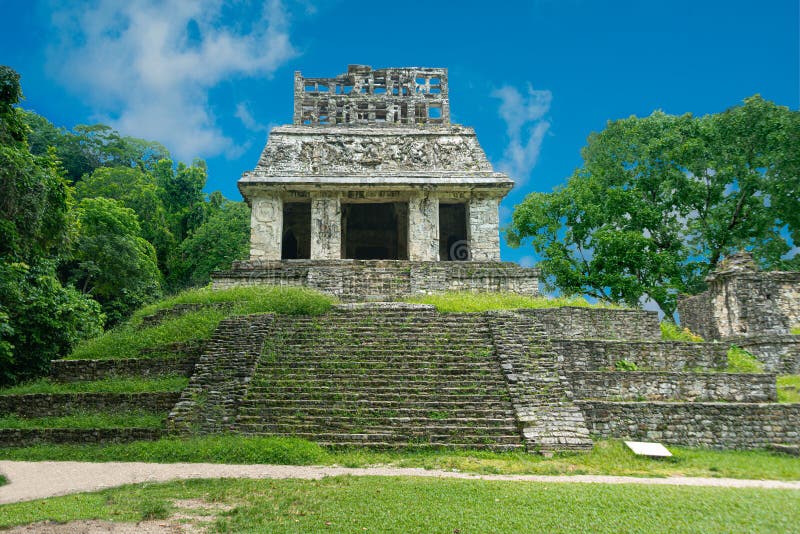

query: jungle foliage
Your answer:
[0,66,250,385]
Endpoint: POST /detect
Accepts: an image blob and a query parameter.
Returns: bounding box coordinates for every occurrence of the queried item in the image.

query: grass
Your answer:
[792,325,800,335]
[660,321,704,342]
[0,411,166,429]
[1,438,799,481]
[727,345,765,373]
[66,286,335,360]
[778,375,800,403]
[404,291,623,313]
[0,376,188,395]
[0,475,6,487]
[0,477,798,532]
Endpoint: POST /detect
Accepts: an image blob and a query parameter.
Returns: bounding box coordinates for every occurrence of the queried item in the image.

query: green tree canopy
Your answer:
[508,96,800,318]
[173,200,250,287]
[0,66,104,385]
[21,111,170,183]
[66,197,162,325]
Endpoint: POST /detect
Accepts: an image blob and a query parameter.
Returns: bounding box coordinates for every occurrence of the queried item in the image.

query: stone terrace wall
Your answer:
[727,335,800,374]
[518,308,660,341]
[550,340,727,371]
[0,392,180,417]
[568,372,776,402]
[579,401,800,449]
[50,356,197,382]
[0,428,162,448]
[212,260,539,301]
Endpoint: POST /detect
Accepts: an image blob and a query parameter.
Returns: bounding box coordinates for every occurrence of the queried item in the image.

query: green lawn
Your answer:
[0,477,797,532]
[778,375,800,403]
[1,438,799,481]
[66,286,335,360]
[0,411,166,430]
[0,376,188,395]
[404,291,622,313]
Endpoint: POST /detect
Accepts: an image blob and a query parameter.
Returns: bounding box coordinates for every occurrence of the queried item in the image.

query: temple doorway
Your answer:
[341,202,408,259]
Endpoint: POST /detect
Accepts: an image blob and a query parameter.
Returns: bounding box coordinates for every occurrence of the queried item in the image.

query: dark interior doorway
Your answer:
[342,202,408,259]
[439,203,469,261]
[282,202,311,259]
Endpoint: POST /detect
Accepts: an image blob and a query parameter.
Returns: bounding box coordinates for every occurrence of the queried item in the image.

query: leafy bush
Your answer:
[404,291,622,313]
[727,345,765,373]
[660,321,704,342]
[0,262,104,385]
[777,375,800,403]
[614,359,638,371]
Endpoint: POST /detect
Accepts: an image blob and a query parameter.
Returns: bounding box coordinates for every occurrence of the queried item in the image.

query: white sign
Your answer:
[624,441,673,457]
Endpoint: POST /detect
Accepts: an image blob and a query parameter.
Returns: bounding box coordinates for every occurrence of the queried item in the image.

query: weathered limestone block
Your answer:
[468,196,500,261]
[408,193,439,261]
[311,194,341,259]
[250,194,282,260]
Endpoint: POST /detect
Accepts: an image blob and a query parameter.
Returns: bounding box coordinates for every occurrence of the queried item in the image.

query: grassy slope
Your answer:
[778,375,800,403]
[405,291,622,313]
[1,438,798,481]
[0,376,188,395]
[0,477,798,532]
[66,287,335,360]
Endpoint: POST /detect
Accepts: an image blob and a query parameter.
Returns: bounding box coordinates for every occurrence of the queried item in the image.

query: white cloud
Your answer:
[235,102,270,132]
[491,84,552,183]
[47,0,296,161]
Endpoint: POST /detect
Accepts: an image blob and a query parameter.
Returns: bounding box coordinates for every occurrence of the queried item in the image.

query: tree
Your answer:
[0,261,103,385]
[154,158,208,243]
[508,96,800,319]
[0,66,104,385]
[173,200,250,287]
[75,166,175,269]
[66,197,162,325]
[21,111,170,183]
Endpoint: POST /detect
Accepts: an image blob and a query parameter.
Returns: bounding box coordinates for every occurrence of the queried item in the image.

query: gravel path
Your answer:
[1,460,799,505]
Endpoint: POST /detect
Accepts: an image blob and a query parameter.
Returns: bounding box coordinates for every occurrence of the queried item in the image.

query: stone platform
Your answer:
[211,260,540,301]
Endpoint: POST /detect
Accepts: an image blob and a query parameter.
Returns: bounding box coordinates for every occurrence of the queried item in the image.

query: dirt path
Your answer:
[1,460,799,505]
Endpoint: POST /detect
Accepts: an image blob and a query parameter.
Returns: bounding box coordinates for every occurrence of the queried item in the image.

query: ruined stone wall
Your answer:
[579,401,800,449]
[0,428,162,448]
[568,371,776,402]
[212,260,539,301]
[678,255,800,340]
[550,339,728,372]
[518,308,661,340]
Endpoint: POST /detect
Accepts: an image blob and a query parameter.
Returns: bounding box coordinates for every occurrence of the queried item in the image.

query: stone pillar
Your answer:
[467,196,501,261]
[408,192,439,261]
[311,194,341,259]
[250,194,283,260]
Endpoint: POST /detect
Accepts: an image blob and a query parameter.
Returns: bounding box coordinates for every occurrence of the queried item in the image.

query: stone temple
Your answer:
[213,65,538,299]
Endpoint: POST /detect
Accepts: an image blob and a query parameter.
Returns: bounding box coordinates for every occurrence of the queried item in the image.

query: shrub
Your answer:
[660,321,704,342]
[727,345,764,373]
[614,359,638,371]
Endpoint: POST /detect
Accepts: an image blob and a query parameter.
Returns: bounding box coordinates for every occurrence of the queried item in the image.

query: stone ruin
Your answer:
[4,67,797,456]
[212,65,538,300]
[679,251,800,374]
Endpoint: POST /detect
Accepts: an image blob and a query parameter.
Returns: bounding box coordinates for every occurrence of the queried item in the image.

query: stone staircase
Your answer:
[487,311,592,453]
[233,304,524,449]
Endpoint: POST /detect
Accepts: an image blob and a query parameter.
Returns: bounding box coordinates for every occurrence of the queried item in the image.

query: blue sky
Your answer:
[1,0,798,265]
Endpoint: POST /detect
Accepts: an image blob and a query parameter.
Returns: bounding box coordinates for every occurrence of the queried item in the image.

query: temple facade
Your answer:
[213,65,539,299]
